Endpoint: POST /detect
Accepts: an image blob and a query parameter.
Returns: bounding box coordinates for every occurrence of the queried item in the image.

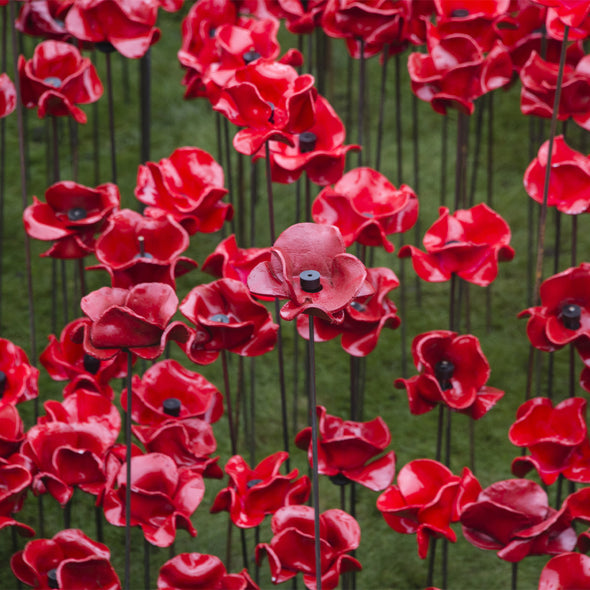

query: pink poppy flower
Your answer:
[0,73,15,118]
[460,478,577,561]
[135,147,232,235]
[312,167,418,251]
[295,406,395,491]
[11,529,120,589]
[18,40,103,123]
[255,505,362,590]
[247,222,372,323]
[399,203,514,286]
[394,330,504,418]
[0,337,39,406]
[377,459,480,558]
[157,552,258,590]
[0,455,35,537]
[211,452,310,527]
[102,452,204,547]
[80,282,190,360]
[538,553,590,590]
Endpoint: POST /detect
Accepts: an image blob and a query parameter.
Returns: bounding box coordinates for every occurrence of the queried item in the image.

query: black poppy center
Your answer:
[247,478,264,489]
[329,473,351,486]
[135,236,153,259]
[0,370,7,395]
[96,41,116,53]
[300,270,322,293]
[211,313,231,324]
[561,303,582,330]
[162,397,181,417]
[67,207,87,221]
[299,131,317,153]
[267,102,275,124]
[44,76,62,88]
[435,360,455,390]
[451,8,469,17]
[83,354,101,374]
[243,49,261,65]
[350,301,366,312]
[47,568,59,589]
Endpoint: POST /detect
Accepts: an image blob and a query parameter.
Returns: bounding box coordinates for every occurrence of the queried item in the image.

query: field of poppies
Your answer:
[2,1,590,589]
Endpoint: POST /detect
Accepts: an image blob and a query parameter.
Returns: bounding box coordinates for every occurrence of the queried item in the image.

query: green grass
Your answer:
[0,6,587,589]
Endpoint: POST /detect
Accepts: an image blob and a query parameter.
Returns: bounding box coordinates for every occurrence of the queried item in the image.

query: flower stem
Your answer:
[221,349,237,455]
[105,51,117,183]
[375,43,389,172]
[139,50,151,164]
[125,349,133,590]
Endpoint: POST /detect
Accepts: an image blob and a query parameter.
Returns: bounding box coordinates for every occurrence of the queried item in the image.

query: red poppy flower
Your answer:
[102,452,204,546]
[16,0,73,41]
[0,404,25,459]
[399,203,514,286]
[23,180,120,259]
[259,95,359,186]
[135,147,232,235]
[202,234,271,285]
[157,552,259,590]
[64,0,161,59]
[80,282,190,360]
[520,52,590,130]
[180,278,279,364]
[255,505,362,590]
[312,167,418,251]
[297,266,400,357]
[408,23,512,115]
[248,222,372,323]
[211,452,310,527]
[0,455,35,537]
[295,406,395,491]
[0,73,15,119]
[40,317,127,399]
[535,0,590,29]
[509,397,589,485]
[519,263,590,352]
[266,0,326,34]
[460,478,577,561]
[213,60,317,156]
[524,135,590,215]
[394,330,504,418]
[121,359,223,428]
[0,337,39,406]
[11,529,120,590]
[377,459,480,559]
[545,4,590,40]
[18,40,103,123]
[538,553,590,590]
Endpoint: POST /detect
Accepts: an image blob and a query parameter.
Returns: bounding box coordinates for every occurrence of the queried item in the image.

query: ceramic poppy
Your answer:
[377,459,480,558]
[460,478,577,561]
[0,73,15,119]
[536,0,590,39]
[266,0,326,34]
[102,452,204,547]
[312,167,418,251]
[65,0,161,59]
[180,278,279,364]
[395,330,504,418]
[80,283,190,360]
[399,203,514,286]
[295,406,395,491]
[211,452,310,528]
[11,528,120,589]
[0,455,35,537]
[0,337,39,406]
[0,404,25,459]
[16,0,73,41]
[18,39,103,123]
[121,359,223,425]
[247,222,373,323]
[135,147,232,235]
[255,505,362,590]
[538,553,590,590]
[157,552,258,590]
[23,180,119,259]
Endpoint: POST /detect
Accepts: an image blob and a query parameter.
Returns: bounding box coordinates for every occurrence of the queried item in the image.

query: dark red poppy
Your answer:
[266,0,326,34]
[213,60,317,156]
[135,147,232,235]
[157,552,259,590]
[509,397,589,485]
[399,203,514,286]
[0,73,15,119]
[295,406,395,491]
[377,459,480,558]
[394,330,504,418]
[23,180,120,259]
[102,452,204,546]
[538,553,590,590]
[19,40,103,123]
[202,234,271,285]
[247,222,372,323]
[80,282,190,360]
[312,167,418,251]
[121,359,223,427]
[0,455,35,537]
[0,404,25,458]
[211,452,310,527]
[460,478,577,561]
[519,263,590,352]
[255,505,362,590]
[16,0,73,41]
[11,528,120,590]
[520,52,590,131]
[180,278,279,364]
[0,337,39,406]
[64,0,160,59]
[524,135,590,215]
[40,317,127,398]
